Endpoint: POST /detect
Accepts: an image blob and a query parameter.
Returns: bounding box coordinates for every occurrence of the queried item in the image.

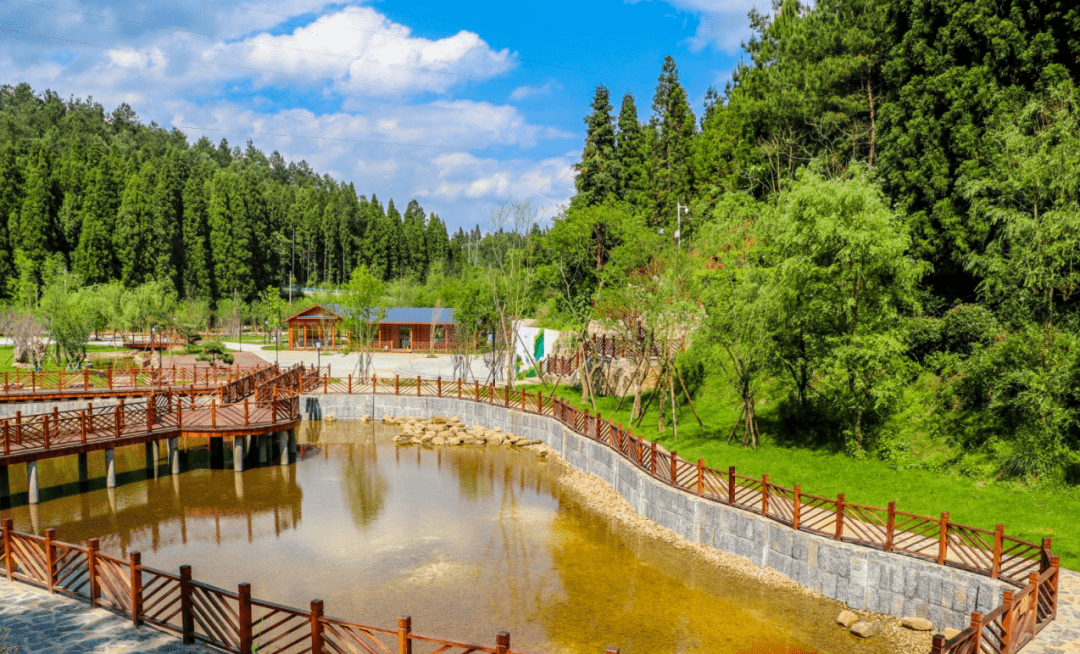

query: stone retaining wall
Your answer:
[303,393,1007,631]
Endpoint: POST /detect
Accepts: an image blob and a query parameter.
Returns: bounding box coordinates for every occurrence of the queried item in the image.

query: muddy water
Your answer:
[0,421,882,654]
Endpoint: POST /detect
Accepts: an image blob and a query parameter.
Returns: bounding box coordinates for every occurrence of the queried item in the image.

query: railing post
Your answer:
[87,538,100,607]
[310,599,325,654]
[239,583,253,654]
[323,374,328,395]
[474,381,479,402]
[1,519,12,582]
[397,615,413,654]
[696,459,703,496]
[537,392,543,415]
[148,393,155,430]
[761,474,770,517]
[793,484,802,531]
[991,524,1004,579]
[596,412,602,441]
[650,442,657,477]
[417,376,421,397]
[395,375,400,395]
[930,634,945,654]
[938,512,949,565]
[835,494,845,541]
[2,418,7,456]
[970,612,982,651]
[14,411,20,445]
[212,402,217,429]
[1000,590,1014,647]
[884,502,896,553]
[670,451,678,486]
[504,384,509,407]
[43,412,50,450]
[1028,572,1040,638]
[496,631,510,654]
[108,367,113,390]
[727,466,736,505]
[348,374,353,394]
[437,377,442,398]
[130,551,142,626]
[457,378,462,399]
[45,528,56,592]
[180,565,194,644]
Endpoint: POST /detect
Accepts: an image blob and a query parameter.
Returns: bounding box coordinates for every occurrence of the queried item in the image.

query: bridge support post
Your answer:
[105,449,116,488]
[168,437,180,475]
[27,460,39,504]
[234,470,244,500]
[144,442,156,476]
[288,428,297,464]
[233,436,246,472]
[279,431,289,466]
[78,452,89,487]
[0,465,9,508]
[209,437,225,470]
[258,435,269,465]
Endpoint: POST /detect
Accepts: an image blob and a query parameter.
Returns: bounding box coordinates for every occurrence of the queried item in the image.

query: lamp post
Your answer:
[316,341,321,372]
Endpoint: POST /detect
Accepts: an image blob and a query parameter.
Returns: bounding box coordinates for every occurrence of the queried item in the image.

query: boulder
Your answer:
[836,610,858,628]
[488,434,505,445]
[432,436,446,446]
[437,430,452,440]
[850,622,878,638]
[431,416,447,424]
[381,414,395,424]
[902,617,934,632]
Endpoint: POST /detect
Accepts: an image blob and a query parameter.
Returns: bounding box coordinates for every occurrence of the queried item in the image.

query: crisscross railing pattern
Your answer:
[0,519,561,654]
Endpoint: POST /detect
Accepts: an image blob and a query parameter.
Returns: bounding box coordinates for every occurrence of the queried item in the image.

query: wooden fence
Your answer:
[305,369,1061,654]
[0,364,272,398]
[0,520,581,654]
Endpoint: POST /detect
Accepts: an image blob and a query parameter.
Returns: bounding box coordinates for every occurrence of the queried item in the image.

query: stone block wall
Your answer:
[303,394,1008,630]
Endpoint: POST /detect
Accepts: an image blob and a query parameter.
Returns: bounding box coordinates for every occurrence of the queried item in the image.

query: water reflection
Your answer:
[0,421,892,654]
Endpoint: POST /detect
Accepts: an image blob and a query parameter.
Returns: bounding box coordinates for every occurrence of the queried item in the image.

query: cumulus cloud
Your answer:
[206,6,517,96]
[509,81,561,101]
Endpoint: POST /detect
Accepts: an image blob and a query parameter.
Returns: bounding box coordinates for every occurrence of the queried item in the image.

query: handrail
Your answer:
[0,519,558,654]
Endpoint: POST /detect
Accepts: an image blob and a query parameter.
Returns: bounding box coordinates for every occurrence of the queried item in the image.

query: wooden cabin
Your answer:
[284,304,457,351]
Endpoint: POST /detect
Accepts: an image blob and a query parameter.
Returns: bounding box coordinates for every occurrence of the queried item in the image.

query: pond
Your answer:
[0,421,891,654]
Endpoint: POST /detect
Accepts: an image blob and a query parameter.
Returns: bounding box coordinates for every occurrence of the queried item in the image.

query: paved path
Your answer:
[0,578,215,654]
[1023,568,1080,654]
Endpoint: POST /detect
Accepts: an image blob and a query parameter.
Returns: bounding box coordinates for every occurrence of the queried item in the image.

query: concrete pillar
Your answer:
[279,431,289,466]
[27,460,39,504]
[209,437,225,469]
[107,487,117,515]
[0,465,8,508]
[258,435,269,465]
[168,437,180,475]
[145,441,156,475]
[77,452,89,486]
[288,428,297,463]
[234,471,244,500]
[28,503,40,534]
[105,448,116,488]
[233,436,246,472]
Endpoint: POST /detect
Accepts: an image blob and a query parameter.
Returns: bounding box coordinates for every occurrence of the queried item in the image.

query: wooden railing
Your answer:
[0,366,308,460]
[0,519,563,654]
[0,364,271,398]
[303,368,1060,654]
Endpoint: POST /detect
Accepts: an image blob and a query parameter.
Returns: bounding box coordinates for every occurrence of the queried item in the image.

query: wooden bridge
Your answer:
[0,364,318,504]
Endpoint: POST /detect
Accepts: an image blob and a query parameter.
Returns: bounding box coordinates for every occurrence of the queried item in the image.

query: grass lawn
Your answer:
[536,376,1080,570]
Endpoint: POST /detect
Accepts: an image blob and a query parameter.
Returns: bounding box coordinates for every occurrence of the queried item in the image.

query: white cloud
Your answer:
[628,0,773,52]
[207,6,517,96]
[509,81,561,102]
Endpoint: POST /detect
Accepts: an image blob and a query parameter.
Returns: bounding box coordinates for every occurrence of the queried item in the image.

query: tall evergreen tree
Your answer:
[615,92,651,211]
[573,84,619,209]
[649,56,696,228]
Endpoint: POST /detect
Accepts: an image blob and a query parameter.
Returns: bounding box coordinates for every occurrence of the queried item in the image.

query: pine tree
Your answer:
[425,213,451,272]
[402,199,428,278]
[616,92,651,211]
[114,163,156,286]
[572,84,619,208]
[181,157,215,299]
[650,56,696,228]
[14,140,59,272]
[207,170,256,300]
[72,159,121,283]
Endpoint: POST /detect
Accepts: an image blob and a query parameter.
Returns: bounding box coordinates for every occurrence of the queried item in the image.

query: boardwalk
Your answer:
[0,365,312,466]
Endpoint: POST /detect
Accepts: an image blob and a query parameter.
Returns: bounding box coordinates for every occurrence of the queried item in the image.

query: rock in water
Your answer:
[836,610,858,628]
[902,617,933,632]
[850,622,878,638]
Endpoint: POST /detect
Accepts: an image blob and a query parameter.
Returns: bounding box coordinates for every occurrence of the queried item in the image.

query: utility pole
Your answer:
[676,202,691,249]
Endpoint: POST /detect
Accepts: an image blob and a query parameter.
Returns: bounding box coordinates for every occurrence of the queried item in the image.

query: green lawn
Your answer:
[536,377,1079,570]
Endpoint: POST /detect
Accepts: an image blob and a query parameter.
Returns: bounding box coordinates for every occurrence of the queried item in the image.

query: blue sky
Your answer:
[1,0,770,231]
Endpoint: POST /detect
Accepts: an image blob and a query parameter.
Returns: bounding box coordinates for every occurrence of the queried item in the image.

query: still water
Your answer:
[0,421,882,654]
